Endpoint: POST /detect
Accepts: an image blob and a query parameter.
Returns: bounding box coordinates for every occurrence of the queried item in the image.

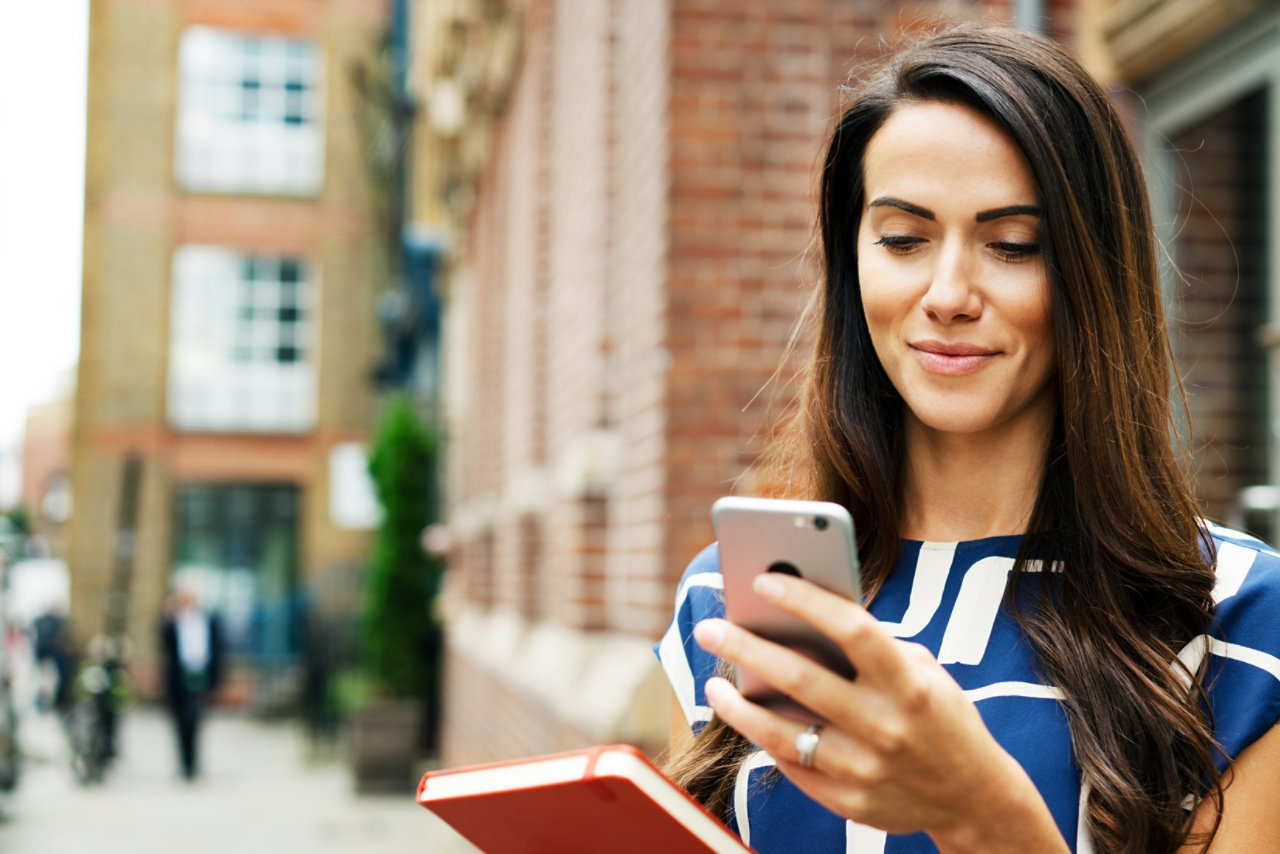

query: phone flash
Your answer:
[793,516,806,528]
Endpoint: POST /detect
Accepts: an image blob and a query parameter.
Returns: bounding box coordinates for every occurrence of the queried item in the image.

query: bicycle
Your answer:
[65,642,127,786]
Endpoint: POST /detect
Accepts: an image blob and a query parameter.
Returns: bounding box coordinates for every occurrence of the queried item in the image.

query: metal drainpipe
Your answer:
[1014,0,1046,34]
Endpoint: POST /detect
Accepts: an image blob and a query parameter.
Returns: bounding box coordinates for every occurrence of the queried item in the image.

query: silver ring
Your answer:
[794,723,823,768]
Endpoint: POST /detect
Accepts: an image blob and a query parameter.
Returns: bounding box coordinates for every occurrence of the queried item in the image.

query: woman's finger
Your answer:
[694,617,862,723]
[703,676,845,773]
[750,571,913,693]
[698,579,943,743]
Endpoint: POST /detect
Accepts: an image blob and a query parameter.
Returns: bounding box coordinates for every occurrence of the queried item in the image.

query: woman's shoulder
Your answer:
[1194,523,1280,765]
[679,542,723,582]
[668,544,726,620]
[667,543,724,609]
[657,544,725,731]
[1205,521,1280,615]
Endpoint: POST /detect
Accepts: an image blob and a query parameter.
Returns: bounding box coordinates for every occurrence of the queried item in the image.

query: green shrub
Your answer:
[360,395,440,699]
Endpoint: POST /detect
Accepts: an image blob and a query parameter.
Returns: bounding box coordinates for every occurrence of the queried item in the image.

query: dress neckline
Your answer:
[899,533,1026,549]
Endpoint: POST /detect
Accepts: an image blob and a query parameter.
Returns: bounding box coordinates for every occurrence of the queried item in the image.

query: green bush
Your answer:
[360,395,441,700]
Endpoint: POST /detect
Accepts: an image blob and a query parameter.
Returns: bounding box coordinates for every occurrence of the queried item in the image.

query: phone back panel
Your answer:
[711,497,862,713]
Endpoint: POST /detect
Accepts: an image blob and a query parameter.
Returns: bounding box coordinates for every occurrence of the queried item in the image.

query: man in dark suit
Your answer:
[160,586,224,781]
[31,606,71,712]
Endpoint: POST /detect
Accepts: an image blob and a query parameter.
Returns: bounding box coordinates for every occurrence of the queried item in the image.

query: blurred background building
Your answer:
[19,372,74,560]
[67,0,400,708]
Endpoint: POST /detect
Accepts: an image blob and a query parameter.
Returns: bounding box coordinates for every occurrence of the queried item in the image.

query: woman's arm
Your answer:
[693,571,1070,854]
[1182,719,1280,852]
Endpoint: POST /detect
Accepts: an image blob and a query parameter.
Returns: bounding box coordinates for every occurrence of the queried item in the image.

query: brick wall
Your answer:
[437,0,1053,766]
[437,0,1029,768]
[71,0,182,660]
[442,0,676,765]
[603,0,674,639]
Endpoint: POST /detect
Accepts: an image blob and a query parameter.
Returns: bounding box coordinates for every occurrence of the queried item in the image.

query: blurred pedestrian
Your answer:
[160,585,224,781]
[31,603,71,712]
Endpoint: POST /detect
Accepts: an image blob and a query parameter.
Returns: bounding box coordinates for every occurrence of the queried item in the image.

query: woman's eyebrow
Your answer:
[975,204,1041,222]
[867,197,934,219]
[867,198,1041,223]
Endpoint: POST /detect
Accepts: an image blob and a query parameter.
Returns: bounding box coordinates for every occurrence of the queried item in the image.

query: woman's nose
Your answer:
[920,244,981,323]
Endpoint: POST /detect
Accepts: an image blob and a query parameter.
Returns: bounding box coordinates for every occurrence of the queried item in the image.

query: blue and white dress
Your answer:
[655,523,1280,852]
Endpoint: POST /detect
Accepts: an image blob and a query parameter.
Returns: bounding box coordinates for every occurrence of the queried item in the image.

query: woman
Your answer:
[656,22,1280,854]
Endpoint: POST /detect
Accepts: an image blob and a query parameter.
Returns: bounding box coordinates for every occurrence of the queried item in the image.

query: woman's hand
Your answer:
[692,571,1069,854]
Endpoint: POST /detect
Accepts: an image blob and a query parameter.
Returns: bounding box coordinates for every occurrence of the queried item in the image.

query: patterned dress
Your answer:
[655,523,1280,852]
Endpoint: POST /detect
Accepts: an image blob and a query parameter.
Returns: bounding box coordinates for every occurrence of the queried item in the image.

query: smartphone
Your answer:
[711,496,862,723]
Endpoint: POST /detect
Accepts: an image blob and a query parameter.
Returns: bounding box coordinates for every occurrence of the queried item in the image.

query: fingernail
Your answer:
[753,572,785,601]
[694,619,725,651]
[704,677,730,709]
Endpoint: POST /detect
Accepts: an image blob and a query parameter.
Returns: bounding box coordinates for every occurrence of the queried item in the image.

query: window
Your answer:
[172,484,300,659]
[169,245,317,432]
[175,27,324,195]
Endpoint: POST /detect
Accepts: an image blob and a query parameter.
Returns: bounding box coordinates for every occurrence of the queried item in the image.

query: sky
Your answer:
[0,1,89,507]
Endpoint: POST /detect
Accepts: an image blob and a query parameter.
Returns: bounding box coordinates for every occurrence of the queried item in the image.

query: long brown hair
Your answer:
[667,23,1222,854]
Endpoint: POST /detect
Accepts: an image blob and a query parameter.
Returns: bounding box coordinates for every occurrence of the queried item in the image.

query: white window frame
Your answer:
[175,26,325,196]
[168,245,319,434]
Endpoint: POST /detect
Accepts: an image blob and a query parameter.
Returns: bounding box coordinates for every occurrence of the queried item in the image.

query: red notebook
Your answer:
[417,743,753,853]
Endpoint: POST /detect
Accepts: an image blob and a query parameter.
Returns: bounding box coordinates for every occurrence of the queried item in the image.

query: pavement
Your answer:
[0,704,481,854]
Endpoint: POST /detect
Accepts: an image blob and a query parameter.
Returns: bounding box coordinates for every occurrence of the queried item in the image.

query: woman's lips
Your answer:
[910,341,998,375]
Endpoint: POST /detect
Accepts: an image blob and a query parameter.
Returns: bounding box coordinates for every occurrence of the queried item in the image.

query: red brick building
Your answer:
[411,0,1087,765]
[20,385,74,558]
[409,0,1279,767]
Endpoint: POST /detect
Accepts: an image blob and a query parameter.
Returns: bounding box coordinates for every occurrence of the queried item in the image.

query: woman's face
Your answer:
[856,99,1056,442]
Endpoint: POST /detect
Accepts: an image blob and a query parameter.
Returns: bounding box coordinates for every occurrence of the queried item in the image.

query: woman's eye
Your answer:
[873,235,923,254]
[990,241,1040,262]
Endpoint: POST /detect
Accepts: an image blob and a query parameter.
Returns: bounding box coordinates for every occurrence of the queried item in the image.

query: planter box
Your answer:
[348,699,422,794]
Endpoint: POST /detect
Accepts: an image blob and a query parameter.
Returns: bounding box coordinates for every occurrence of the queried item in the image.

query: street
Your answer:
[0,705,480,853]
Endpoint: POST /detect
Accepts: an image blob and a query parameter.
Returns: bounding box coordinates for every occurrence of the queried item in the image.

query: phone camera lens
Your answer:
[813,516,828,531]
[767,561,802,578]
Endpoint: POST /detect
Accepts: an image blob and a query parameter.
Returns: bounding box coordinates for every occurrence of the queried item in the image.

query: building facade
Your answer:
[409,0,1088,765]
[20,379,74,559]
[70,0,394,702]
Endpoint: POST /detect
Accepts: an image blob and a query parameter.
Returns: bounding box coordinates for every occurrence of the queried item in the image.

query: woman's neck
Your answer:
[899,412,1052,543]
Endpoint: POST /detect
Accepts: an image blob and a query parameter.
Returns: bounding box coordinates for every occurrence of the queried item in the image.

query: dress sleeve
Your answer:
[1195,527,1280,769]
[654,544,726,734]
